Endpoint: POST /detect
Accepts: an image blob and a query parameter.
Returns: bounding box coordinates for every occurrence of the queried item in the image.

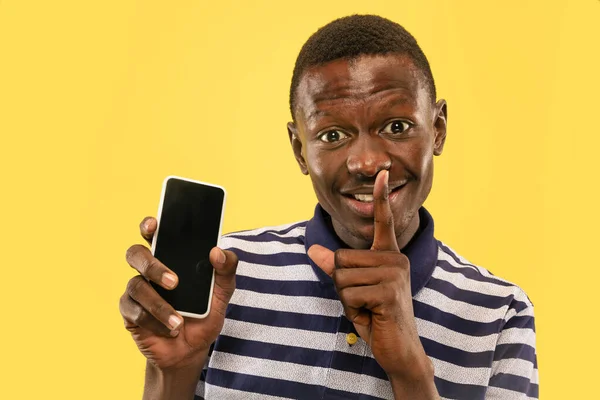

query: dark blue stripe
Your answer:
[226,221,307,237]
[225,232,305,245]
[359,357,389,381]
[413,300,503,336]
[434,376,487,399]
[216,335,332,368]
[490,372,538,398]
[436,259,513,287]
[226,303,340,333]
[421,336,494,368]
[206,368,323,399]
[236,274,339,299]
[506,302,530,316]
[323,387,385,400]
[493,343,537,364]
[426,276,519,310]
[232,248,308,266]
[217,332,391,384]
[502,315,535,331]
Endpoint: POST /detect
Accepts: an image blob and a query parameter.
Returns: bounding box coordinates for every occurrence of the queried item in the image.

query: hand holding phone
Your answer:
[119,177,238,373]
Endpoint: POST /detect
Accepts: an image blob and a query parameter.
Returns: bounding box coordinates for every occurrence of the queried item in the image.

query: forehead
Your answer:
[295,54,428,119]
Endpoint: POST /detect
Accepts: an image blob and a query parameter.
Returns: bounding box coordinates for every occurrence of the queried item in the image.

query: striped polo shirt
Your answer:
[195,205,538,399]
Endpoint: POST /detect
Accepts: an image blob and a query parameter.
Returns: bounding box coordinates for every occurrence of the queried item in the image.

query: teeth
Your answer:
[353,194,374,202]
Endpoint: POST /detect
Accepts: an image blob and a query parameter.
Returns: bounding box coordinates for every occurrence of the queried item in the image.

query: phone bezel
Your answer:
[151,175,227,319]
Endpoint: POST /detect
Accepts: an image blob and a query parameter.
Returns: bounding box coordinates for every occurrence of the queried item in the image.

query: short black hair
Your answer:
[290,14,436,119]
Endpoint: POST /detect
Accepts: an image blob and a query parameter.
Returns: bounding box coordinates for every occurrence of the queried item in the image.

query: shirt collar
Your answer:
[304,204,438,296]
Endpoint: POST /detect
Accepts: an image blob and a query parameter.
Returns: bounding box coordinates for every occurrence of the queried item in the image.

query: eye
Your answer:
[381,120,412,135]
[318,130,349,143]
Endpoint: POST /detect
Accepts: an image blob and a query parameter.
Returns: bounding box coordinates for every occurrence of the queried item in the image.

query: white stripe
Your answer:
[210,351,329,386]
[437,247,512,287]
[194,380,205,397]
[223,237,306,255]
[220,319,337,351]
[415,317,498,353]
[224,224,306,239]
[496,327,536,349]
[431,266,517,298]
[492,359,538,384]
[209,351,394,399]
[429,357,490,385]
[230,288,343,317]
[327,368,393,398]
[205,384,292,400]
[485,385,537,400]
[237,261,319,282]
[503,305,534,322]
[415,287,508,323]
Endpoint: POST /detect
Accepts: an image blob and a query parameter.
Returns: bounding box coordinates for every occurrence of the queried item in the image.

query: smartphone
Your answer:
[151,176,226,319]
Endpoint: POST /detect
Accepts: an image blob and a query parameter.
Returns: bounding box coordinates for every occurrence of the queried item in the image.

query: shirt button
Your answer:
[346,332,358,345]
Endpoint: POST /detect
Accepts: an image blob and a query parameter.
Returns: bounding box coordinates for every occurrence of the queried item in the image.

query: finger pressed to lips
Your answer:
[372,170,400,252]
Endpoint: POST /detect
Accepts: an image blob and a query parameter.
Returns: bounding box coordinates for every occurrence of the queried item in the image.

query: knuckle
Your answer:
[333,249,346,267]
[132,305,148,325]
[143,258,163,278]
[118,292,131,317]
[149,300,169,319]
[126,276,147,298]
[125,244,142,264]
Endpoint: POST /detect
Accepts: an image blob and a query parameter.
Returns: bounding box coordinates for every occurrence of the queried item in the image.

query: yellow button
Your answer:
[346,332,358,345]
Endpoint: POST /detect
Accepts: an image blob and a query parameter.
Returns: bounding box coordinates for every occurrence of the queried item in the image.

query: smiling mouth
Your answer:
[344,182,407,203]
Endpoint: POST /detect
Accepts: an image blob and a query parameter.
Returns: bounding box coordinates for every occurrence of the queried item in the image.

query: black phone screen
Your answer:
[152,177,225,317]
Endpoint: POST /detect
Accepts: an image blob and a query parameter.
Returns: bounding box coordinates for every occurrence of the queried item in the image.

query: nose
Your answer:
[346,135,392,178]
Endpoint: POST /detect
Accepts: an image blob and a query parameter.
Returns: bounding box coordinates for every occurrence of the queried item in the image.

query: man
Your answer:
[120,15,538,399]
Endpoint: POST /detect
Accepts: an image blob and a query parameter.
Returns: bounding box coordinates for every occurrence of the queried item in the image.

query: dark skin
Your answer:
[290,54,447,398]
[120,53,447,399]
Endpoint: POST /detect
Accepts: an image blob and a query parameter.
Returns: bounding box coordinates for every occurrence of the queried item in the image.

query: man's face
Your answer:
[288,54,447,249]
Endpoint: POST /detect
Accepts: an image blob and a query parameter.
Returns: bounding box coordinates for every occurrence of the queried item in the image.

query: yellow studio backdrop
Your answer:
[0,0,598,398]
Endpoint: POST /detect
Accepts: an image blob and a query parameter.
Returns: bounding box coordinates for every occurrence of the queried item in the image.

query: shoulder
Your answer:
[433,241,534,316]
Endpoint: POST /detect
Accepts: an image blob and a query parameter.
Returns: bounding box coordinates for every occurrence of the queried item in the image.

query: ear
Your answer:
[287,122,309,175]
[433,99,448,156]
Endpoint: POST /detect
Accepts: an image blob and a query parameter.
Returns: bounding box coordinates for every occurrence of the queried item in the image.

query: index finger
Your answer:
[125,244,178,289]
[371,170,399,252]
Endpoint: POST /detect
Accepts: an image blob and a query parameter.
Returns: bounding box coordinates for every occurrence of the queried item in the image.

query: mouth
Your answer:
[340,181,408,217]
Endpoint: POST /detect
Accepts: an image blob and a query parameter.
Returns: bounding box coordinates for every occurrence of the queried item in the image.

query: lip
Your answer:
[341,183,406,218]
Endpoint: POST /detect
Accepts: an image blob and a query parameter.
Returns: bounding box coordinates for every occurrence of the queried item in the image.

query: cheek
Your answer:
[304,148,341,196]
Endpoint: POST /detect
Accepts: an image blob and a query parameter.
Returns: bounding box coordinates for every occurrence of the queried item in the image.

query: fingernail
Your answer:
[162,272,177,288]
[168,315,182,330]
[144,219,152,230]
[217,249,226,264]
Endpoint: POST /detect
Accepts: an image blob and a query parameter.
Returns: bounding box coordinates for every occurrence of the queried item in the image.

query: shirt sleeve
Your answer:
[485,292,539,399]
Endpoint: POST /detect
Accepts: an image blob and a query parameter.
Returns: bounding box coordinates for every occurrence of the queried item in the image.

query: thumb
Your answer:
[307,244,335,277]
[209,247,238,300]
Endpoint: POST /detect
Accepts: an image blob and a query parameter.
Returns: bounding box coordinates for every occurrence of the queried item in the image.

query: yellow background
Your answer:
[1,0,598,398]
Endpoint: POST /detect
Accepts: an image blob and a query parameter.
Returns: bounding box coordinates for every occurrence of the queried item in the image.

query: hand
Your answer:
[119,217,238,371]
[308,170,437,396]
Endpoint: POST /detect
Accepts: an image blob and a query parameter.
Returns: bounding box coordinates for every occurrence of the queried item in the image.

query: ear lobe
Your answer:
[433,100,448,156]
[287,122,309,175]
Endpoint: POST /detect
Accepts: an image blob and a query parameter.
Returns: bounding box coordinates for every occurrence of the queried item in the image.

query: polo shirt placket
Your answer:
[304,205,438,400]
